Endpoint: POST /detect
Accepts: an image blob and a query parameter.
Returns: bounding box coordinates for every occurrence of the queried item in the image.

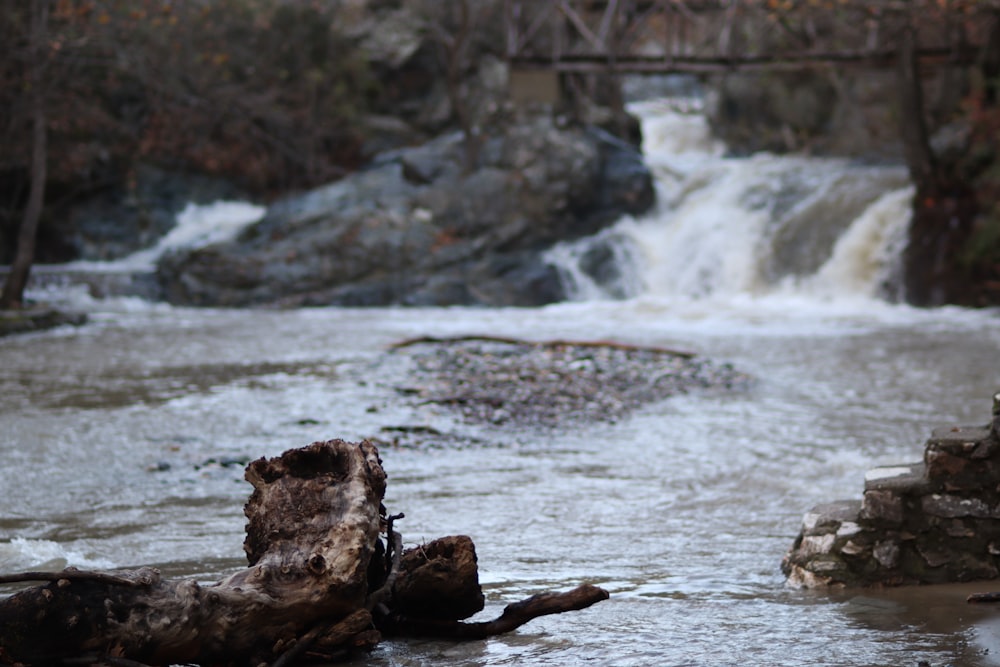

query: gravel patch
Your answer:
[388,336,750,429]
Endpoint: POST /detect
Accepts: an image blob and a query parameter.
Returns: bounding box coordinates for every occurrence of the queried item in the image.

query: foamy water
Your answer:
[548,101,912,311]
[0,537,114,571]
[61,200,265,272]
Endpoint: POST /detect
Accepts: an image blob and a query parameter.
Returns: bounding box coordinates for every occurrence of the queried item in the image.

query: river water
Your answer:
[3,104,1000,666]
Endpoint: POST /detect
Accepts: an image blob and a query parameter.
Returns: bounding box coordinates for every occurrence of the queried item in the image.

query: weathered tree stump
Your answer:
[0,439,608,666]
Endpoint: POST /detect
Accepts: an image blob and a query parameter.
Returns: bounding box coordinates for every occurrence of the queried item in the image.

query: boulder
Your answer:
[157,116,654,307]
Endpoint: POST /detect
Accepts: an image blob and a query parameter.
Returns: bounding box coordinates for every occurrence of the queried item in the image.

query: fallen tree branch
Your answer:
[366,514,403,613]
[388,334,695,358]
[382,584,611,639]
[0,440,386,666]
[0,567,155,588]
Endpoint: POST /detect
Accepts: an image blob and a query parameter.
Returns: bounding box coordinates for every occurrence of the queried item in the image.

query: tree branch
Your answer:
[383,584,610,639]
[366,513,404,612]
[0,568,155,588]
[388,334,695,359]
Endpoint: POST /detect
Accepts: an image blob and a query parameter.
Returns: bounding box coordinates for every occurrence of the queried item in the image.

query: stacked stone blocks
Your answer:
[783,392,1000,587]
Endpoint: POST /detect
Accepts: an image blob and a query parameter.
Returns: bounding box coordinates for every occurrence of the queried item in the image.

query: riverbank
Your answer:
[0,306,86,338]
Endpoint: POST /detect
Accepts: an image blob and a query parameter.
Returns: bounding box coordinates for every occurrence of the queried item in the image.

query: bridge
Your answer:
[502,0,995,75]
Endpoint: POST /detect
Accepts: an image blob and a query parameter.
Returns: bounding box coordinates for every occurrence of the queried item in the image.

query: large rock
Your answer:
[157,117,654,307]
[705,66,968,159]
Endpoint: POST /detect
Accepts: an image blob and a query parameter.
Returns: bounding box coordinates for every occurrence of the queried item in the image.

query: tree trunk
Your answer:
[444,0,482,173]
[0,440,387,665]
[0,440,609,665]
[1,0,48,310]
[895,16,979,306]
[895,21,936,191]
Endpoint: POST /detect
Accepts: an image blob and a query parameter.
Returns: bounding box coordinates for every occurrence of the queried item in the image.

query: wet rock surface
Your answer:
[704,67,965,160]
[783,391,1000,587]
[156,117,654,308]
[382,337,749,434]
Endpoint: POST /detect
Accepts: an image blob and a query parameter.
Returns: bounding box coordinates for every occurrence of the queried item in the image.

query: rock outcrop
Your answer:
[705,67,967,160]
[156,117,654,307]
[783,392,1000,587]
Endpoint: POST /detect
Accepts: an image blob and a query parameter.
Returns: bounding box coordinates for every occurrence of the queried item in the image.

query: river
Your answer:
[3,103,1000,666]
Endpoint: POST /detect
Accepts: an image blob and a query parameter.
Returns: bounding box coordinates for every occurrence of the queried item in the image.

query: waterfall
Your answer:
[66,201,265,272]
[24,201,264,302]
[549,100,913,304]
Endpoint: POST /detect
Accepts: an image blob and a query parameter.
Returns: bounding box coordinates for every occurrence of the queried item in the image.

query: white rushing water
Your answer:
[28,100,912,317]
[63,200,266,273]
[23,200,264,306]
[548,99,913,309]
[5,101,1000,666]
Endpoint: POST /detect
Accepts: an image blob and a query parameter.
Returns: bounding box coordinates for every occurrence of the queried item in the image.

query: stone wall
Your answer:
[783,392,1000,587]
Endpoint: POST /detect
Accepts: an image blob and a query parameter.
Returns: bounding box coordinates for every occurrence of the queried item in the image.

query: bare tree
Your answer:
[0,0,377,289]
[1,0,47,309]
[424,0,483,172]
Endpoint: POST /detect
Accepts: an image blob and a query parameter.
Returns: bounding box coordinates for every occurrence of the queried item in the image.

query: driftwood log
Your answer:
[0,439,608,666]
[388,333,696,358]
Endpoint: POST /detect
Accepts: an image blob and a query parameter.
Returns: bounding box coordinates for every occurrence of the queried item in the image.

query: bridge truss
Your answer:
[503,1,999,74]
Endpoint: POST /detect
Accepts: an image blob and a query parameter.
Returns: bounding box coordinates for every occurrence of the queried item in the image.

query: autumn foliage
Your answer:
[0,0,376,208]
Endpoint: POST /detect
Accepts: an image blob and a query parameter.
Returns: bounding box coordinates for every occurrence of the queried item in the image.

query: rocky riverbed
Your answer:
[372,336,749,447]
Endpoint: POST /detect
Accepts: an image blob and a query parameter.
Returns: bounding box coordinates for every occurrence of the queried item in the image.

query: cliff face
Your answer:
[704,67,968,161]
